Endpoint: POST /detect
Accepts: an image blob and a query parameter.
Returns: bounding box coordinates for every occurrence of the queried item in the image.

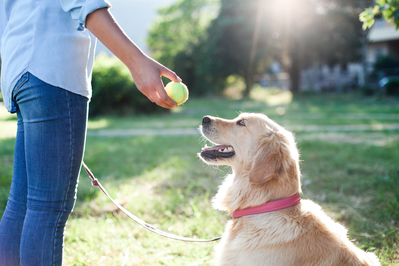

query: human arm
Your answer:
[86,8,180,109]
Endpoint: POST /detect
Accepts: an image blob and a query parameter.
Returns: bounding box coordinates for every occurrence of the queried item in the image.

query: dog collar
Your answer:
[232,193,301,218]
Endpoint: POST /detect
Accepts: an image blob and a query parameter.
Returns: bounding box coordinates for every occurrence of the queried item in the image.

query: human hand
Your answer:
[127,54,182,109]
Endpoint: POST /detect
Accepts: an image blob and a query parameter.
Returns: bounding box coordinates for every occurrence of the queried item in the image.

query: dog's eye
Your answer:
[236,120,246,127]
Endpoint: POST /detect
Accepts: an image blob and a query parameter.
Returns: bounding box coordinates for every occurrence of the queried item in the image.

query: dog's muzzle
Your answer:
[199,116,235,160]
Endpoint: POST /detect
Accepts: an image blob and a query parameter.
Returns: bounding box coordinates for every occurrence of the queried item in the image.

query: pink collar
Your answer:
[232,193,301,218]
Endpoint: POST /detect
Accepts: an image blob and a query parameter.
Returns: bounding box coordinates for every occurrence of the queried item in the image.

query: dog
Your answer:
[198,113,380,266]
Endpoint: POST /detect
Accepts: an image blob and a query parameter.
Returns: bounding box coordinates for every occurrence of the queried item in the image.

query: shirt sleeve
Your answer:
[0,0,7,50]
[59,0,111,31]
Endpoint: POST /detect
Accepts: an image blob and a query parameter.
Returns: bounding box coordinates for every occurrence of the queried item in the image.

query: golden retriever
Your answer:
[198,113,380,266]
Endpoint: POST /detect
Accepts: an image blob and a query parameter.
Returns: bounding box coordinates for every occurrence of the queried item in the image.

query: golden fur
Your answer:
[199,113,380,266]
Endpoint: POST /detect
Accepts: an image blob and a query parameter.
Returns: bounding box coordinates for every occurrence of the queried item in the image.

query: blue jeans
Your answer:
[0,73,88,265]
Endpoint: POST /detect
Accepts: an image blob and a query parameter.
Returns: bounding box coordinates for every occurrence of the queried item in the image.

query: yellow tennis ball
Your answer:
[165,82,189,105]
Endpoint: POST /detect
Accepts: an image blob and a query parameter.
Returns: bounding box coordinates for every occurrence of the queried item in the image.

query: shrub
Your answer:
[372,55,399,79]
[359,85,375,96]
[90,54,169,117]
[223,75,245,100]
[385,79,399,96]
[373,55,399,72]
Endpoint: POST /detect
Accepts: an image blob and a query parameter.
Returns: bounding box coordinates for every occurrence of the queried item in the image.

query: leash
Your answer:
[82,161,221,242]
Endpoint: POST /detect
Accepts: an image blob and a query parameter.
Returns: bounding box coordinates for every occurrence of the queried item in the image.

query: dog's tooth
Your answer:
[218,149,223,152]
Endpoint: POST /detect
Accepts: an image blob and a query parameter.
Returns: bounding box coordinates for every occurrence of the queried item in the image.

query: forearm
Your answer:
[85,7,181,109]
[86,7,143,66]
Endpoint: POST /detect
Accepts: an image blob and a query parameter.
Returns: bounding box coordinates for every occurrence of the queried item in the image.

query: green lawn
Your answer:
[0,92,398,265]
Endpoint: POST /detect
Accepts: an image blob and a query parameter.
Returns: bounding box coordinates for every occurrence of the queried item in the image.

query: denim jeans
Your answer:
[0,73,88,265]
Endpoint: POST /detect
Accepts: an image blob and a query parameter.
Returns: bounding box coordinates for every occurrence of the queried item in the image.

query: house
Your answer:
[367,18,399,66]
[258,19,399,92]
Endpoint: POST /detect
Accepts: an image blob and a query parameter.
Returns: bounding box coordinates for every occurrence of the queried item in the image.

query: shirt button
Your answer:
[77,22,86,32]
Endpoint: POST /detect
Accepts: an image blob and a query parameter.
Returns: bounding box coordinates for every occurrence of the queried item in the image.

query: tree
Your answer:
[198,0,367,94]
[147,0,219,92]
[360,0,399,30]
[147,0,218,63]
[148,0,370,95]
[197,0,277,96]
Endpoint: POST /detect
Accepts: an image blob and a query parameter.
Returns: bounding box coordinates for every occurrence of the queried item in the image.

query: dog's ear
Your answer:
[249,131,294,184]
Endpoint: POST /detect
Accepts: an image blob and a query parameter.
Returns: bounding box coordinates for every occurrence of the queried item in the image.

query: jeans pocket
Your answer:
[12,72,30,101]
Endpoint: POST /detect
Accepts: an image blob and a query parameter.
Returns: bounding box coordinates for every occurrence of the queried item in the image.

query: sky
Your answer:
[96,0,176,55]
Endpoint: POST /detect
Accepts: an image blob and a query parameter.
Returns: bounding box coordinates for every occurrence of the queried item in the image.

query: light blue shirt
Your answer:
[0,0,111,113]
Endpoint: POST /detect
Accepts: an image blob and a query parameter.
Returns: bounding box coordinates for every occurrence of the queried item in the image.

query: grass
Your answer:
[0,90,398,265]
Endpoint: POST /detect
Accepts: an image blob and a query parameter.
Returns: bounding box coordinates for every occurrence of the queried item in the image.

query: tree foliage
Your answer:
[201,0,366,93]
[360,0,399,30]
[198,0,277,96]
[147,0,218,69]
[147,0,219,95]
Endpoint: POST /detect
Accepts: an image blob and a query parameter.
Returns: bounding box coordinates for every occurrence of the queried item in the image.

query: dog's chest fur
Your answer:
[213,200,379,266]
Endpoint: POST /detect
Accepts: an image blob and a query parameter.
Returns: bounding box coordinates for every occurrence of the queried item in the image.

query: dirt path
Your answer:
[86,123,399,137]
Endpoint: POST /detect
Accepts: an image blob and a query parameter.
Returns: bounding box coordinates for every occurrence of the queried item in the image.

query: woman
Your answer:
[0,1,181,265]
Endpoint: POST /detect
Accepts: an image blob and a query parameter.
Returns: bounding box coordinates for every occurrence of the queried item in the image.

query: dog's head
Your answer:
[199,113,300,208]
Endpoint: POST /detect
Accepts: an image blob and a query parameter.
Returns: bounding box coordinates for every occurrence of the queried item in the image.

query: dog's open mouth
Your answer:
[200,144,235,160]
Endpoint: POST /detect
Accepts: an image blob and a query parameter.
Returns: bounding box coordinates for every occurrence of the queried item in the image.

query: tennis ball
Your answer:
[165,82,189,105]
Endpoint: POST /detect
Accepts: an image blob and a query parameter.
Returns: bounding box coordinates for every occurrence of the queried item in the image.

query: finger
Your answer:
[147,94,155,103]
[160,67,182,82]
[148,84,176,109]
[156,78,178,108]
[138,80,176,109]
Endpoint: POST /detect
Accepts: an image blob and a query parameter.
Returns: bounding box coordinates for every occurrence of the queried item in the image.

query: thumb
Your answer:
[160,67,182,83]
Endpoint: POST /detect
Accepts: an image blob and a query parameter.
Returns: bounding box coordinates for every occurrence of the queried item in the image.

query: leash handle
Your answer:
[82,161,221,243]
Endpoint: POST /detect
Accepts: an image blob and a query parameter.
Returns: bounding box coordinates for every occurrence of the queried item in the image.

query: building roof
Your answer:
[368,19,399,43]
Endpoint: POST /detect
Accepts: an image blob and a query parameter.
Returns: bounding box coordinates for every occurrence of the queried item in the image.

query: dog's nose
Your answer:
[202,116,211,125]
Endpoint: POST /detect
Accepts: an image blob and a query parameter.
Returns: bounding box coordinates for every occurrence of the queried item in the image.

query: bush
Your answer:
[373,55,399,79]
[90,54,169,117]
[385,79,399,96]
[359,85,375,96]
[374,55,399,71]
[223,75,245,100]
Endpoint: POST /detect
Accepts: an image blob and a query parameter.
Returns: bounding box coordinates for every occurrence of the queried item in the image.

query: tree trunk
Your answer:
[243,73,254,98]
[244,0,262,98]
[289,51,301,93]
[285,6,302,93]
[359,0,369,86]
[288,40,301,93]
